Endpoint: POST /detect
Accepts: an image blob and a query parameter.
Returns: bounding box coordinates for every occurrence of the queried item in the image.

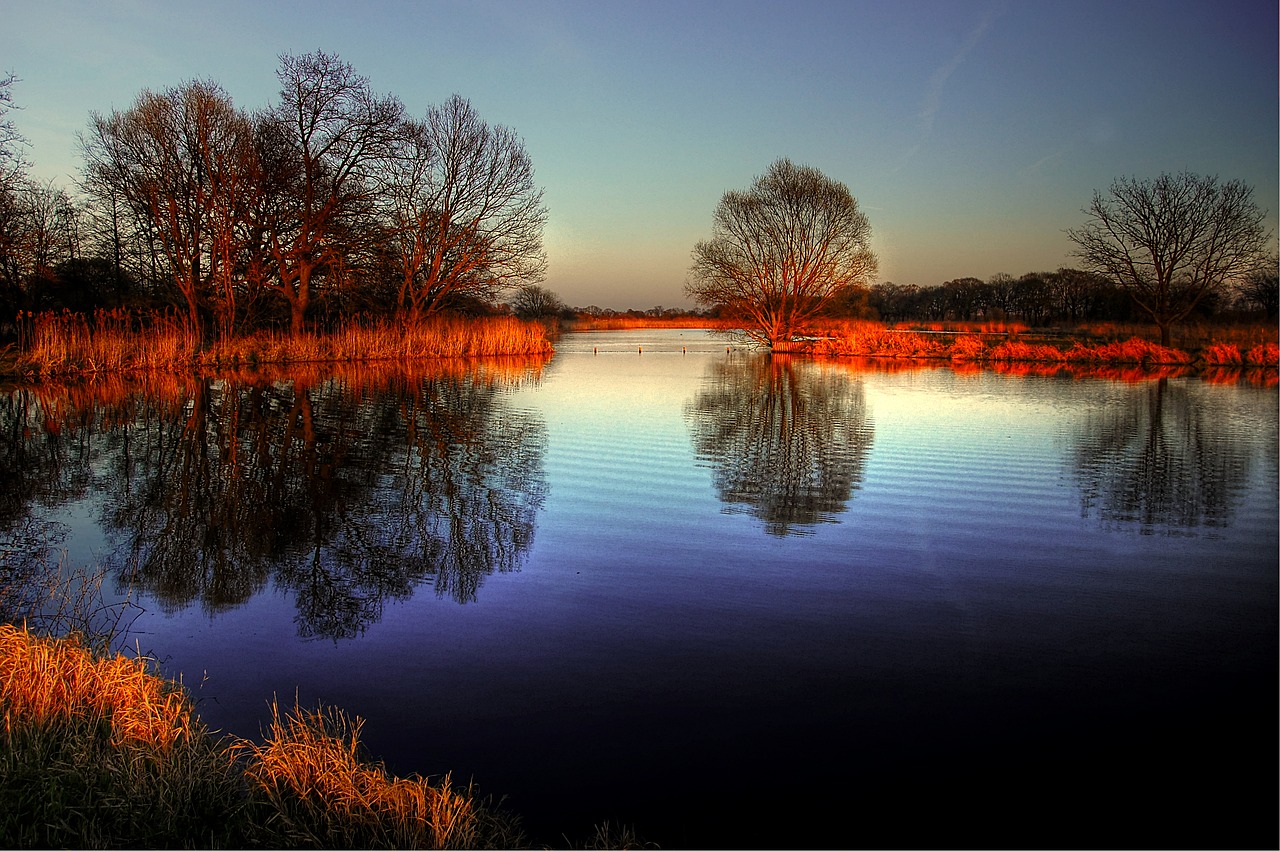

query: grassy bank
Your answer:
[1,622,656,849]
[9,310,554,377]
[791,319,1279,372]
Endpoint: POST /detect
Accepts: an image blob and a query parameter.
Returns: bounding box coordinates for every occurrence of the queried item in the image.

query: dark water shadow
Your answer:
[0,360,549,640]
[685,353,874,536]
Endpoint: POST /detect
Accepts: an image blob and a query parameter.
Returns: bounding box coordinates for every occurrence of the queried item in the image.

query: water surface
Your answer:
[2,329,1275,848]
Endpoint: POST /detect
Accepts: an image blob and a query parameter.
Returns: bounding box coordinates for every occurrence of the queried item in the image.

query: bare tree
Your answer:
[81,80,255,336]
[382,95,547,320]
[261,51,404,332]
[509,284,563,320]
[686,158,877,346]
[0,73,28,196]
[1235,254,1278,320]
[1067,172,1271,346]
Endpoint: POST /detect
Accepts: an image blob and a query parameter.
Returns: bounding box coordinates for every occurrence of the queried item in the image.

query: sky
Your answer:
[3,0,1277,310]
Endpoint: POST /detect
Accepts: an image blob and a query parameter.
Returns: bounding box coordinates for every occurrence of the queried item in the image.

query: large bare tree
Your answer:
[261,51,404,332]
[82,80,255,337]
[382,95,547,320]
[686,158,877,346]
[1067,171,1271,346]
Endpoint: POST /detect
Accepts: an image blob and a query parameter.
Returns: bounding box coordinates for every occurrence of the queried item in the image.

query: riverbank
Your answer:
[4,311,555,378]
[0,622,650,849]
[779,319,1280,372]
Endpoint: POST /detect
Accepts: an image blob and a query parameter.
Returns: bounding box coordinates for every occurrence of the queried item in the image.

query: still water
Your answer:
[2,329,1276,848]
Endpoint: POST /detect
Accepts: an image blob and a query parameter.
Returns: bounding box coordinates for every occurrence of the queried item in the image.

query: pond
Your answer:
[2,328,1276,848]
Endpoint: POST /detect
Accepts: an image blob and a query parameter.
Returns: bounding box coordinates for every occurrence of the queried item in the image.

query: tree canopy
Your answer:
[686,158,877,346]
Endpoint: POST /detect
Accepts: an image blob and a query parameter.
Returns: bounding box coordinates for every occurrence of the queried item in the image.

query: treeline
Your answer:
[841,269,1278,327]
[0,54,548,342]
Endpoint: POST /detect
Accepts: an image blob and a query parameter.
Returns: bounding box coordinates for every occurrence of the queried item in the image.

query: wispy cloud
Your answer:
[894,1,1007,170]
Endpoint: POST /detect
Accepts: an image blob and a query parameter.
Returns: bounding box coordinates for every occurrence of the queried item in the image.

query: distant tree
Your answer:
[686,158,877,346]
[1236,255,1278,320]
[509,284,563,320]
[868,282,918,323]
[829,282,877,319]
[941,277,988,321]
[382,95,547,320]
[985,273,1017,320]
[1067,171,1272,345]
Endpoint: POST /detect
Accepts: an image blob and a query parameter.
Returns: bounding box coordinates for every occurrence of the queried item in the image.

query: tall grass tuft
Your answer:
[237,698,525,849]
[0,624,193,751]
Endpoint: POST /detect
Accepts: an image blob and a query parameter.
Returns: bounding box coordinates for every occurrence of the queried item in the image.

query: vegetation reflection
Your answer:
[687,354,874,536]
[1072,377,1272,533]
[0,361,548,639]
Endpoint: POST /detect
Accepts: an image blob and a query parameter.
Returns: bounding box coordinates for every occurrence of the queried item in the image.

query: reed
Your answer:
[800,320,1275,373]
[237,699,525,849]
[15,312,554,376]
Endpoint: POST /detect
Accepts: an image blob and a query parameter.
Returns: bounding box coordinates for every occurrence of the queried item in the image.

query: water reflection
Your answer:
[686,354,874,536]
[1072,377,1262,534]
[0,361,548,639]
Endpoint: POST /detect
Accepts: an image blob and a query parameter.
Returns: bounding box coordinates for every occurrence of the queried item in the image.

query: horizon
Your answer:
[3,0,1277,310]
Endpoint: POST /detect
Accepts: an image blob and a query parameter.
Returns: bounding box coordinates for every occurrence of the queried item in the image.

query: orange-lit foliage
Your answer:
[0,624,192,751]
[1073,337,1192,365]
[947,334,988,361]
[570,315,728,331]
[14,357,548,436]
[238,700,491,849]
[1245,343,1279,367]
[1203,343,1243,366]
[18,312,553,376]
[988,340,1068,362]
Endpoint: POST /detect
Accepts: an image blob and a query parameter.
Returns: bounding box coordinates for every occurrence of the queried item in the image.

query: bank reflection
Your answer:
[686,354,874,536]
[1072,377,1266,534]
[2,360,548,639]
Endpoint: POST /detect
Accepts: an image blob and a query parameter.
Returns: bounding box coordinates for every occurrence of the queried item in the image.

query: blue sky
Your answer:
[4,0,1276,309]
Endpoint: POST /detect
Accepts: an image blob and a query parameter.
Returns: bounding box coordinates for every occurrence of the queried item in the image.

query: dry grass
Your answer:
[0,623,538,849]
[568,316,727,331]
[15,311,554,376]
[238,699,523,849]
[0,624,241,848]
[0,623,191,751]
[800,319,1277,374]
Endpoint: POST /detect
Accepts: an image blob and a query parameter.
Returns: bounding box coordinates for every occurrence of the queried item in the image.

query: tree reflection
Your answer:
[1072,377,1260,533]
[686,355,874,536]
[0,363,547,640]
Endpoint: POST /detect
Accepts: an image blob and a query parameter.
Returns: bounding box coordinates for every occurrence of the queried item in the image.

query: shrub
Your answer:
[1203,343,1243,366]
[948,334,987,361]
[1245,343,1279,367]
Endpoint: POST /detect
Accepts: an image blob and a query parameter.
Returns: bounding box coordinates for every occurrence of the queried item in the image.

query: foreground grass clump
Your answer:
[15,309,554,376]
[0,624,241,848]
[237,700,525,849]
[0,624,528,849]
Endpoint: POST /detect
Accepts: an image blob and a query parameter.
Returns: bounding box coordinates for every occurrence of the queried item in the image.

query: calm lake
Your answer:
[3,328,1277,848]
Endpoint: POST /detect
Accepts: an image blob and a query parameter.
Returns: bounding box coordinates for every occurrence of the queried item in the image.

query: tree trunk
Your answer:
[290,299,307,335]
